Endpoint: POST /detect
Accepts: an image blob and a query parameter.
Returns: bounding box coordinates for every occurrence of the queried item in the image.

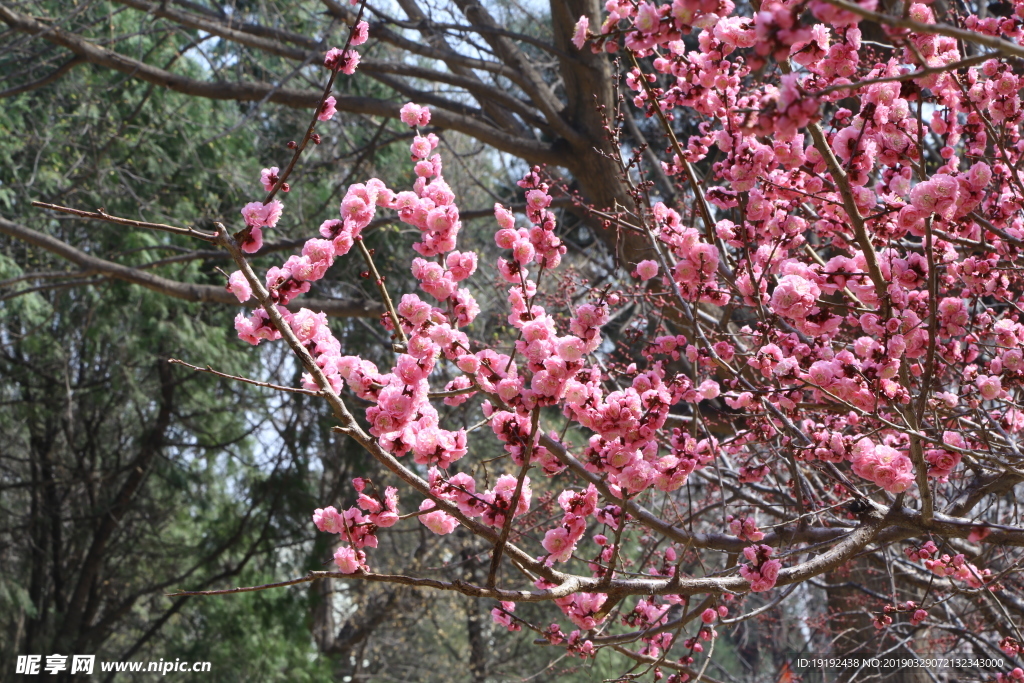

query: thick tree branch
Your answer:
[108,0,542,129]
[320,0,527,83]
[391,0,530,135]
[0,217,383,318]
[824,0,1024,60]
[31,201,218,242]
[362,60,545,126]
[165,513,888,602]
[450,0,582,147]
[55,360,175,648]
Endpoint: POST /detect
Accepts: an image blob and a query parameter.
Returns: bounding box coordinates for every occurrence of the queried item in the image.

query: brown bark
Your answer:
[550,0,659,265]
[460,543,489,682]
[0,217,383,318]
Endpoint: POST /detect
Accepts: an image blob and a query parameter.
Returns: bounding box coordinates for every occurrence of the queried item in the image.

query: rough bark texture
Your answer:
[550,0,660,265]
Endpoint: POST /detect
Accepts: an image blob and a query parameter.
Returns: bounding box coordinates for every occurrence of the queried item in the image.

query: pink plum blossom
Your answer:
[419,500,460,535]
[636,259,659,281]
[318,96,337,121]
[350,20,369,46]
[227,271,252,302]
[333,546,363,574]
[400,103,432,128]
[572,16,589,49]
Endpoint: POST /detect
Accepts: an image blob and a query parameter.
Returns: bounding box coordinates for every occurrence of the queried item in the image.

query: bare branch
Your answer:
[32,201,218,242]
[0,217,383,318]
[167,358,323,396]
[450,0,582,147]
[0,54,85,98]
[355,237,407,351]
[320,0,527,82]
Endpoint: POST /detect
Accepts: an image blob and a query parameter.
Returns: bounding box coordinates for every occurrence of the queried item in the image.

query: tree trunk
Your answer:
[551,0,659,267]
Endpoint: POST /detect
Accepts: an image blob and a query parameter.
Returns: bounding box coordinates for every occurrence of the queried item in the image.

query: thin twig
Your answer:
[168,358,322,396]
[0,55,85,98]
[809,53,992,98]
[427,385,478,399]
[262,0,368,204]
[355,236,408,352]
[31,201,218,242]
[0,276,105,302]
[626,54,716,244]
[166,568,583,601]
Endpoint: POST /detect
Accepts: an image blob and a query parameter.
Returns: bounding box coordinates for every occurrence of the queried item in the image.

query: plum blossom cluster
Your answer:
[323,18,367,75]
[313,478,400,573]
[997,669,1024,683]
[569,363,719,495]
[738,544,782,592]
[541,484,598,565]
[728,515,764,542]
[654,202,729,305]
[238,200,283,254]
[209,0,1024,670]
[874,601,929,630]
[423,467,532,532]
[538,578,608,632]
[850,438,916,494]
[490,601,522,632]
[922,552,995,589]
